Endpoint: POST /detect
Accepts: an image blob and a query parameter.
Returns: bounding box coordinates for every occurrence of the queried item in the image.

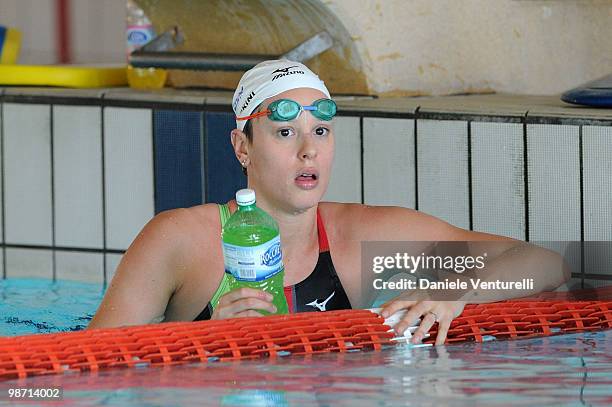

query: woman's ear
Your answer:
[230,128,249,165]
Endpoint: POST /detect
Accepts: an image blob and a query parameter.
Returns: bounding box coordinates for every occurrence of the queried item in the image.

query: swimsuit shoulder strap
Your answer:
[220,202,231,226]
[316,207,330,252]
[208,203,232,309]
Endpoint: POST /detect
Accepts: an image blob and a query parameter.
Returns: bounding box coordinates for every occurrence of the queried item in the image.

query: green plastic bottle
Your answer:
[221,189,289,315]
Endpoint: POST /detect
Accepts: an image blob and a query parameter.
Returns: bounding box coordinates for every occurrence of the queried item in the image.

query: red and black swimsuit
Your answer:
[193,208,352,321]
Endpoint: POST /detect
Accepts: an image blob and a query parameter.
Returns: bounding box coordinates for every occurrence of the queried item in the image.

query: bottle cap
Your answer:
[236,189,256,206]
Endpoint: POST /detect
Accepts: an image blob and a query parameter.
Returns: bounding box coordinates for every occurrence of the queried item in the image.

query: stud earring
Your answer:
[241,159,248,167]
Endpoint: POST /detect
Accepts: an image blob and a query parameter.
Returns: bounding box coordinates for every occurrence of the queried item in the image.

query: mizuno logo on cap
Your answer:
[271,66,305,81]
[272,66,298,74]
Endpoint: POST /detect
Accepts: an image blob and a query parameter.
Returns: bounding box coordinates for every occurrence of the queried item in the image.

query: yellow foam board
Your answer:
[0,64,127,88]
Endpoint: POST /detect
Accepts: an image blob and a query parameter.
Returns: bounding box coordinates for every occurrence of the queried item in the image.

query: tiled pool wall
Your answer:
[0,88,610,288]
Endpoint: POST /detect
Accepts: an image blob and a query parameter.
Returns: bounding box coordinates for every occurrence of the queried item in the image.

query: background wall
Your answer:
[1,89,611,288]
[1,0,610,95]
[0,0,124,64]
[323,0,612,96]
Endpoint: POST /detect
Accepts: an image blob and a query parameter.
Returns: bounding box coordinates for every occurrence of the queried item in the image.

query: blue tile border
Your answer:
[153,110,204,213]
[203,112,246,204]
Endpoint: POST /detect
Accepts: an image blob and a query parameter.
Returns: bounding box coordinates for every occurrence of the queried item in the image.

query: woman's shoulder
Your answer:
[317,202,453,241]
[149,204,221,241]
[158,202,222,226]
[316,202,396,239]
[318,202,418,224]
[139,203,223,250]
[318,201,368,224]
[130,203,224,288]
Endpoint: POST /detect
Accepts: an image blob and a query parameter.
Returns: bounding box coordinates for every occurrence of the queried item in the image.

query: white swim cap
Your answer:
[232,59,331,131]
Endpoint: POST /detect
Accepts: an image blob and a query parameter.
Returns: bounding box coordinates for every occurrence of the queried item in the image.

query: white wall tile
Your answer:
[553,276,583,292]
[363,118,415,208]
[530,240,582,284]
[583,241,612,277]
[583,279,612,290]
[5,248,52,279]
[105,253,123,284]
[323,116,361,203]
[471,122,525,240]
[104,107,154,250]
[582,126,612,240]
[582,126,612,277]
[53,106,103,249]
[417,119,469,229]
[3,103,52,245]
[527,124,580,241]
[56,251,104,284]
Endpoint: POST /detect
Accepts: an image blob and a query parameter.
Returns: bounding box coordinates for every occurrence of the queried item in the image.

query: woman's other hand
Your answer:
[380,299,465,346]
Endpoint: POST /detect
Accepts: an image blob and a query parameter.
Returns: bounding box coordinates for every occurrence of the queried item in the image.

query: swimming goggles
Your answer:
[236,98,337,122]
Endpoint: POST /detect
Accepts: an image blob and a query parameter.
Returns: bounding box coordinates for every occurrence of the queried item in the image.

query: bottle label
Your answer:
[126,24,154,53]
[223,236,283,282]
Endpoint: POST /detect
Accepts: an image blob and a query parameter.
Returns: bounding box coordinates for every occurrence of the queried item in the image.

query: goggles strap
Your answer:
[236,110,270,121]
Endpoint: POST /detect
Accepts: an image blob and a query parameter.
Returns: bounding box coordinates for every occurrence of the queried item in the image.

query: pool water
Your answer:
[0,278,104,336]
[1,278,611,406]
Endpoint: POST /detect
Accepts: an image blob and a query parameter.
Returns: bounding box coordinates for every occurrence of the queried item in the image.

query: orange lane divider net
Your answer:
[1,295,611,381]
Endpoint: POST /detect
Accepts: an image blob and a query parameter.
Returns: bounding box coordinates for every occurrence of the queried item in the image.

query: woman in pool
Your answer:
[89,60,568,345]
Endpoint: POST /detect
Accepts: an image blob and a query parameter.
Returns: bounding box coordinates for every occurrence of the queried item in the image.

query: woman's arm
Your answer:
[87,209,198,329]
[88,204,279,328]
[358,206,569,294]
[350,206,571,344]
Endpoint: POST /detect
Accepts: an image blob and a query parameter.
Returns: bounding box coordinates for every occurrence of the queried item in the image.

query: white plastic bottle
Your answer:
[125,0,167,89]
